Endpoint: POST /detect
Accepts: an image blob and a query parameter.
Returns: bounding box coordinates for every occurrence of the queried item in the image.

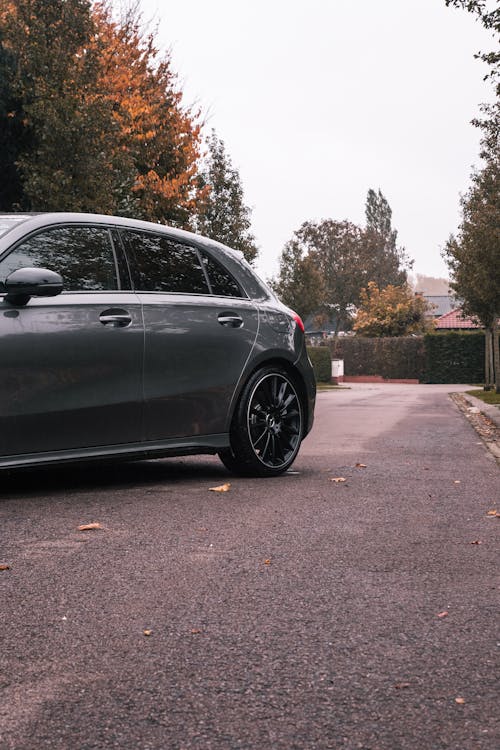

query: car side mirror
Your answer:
[4,267,64,306]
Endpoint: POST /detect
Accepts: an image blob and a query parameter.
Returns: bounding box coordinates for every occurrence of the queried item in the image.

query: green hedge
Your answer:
[328,337,426,380]
[423,332,485,383]
[309,333,491,383]
[306,346,331,382]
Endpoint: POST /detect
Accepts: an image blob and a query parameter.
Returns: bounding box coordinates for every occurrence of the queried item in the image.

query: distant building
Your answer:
[423,295,455,319]
[434,308,481,330]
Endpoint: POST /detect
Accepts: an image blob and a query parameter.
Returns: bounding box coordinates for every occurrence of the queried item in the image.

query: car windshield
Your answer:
[0,215,33,239]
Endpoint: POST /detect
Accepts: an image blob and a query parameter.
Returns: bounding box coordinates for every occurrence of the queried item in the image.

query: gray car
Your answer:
[0,213,315,477]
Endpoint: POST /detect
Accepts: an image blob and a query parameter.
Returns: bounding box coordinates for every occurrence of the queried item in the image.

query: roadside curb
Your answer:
[451,391,500,464]
[461,392,500,430]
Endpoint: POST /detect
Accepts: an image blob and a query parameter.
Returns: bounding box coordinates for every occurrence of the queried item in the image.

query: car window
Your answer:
[0,225,118,292]
[201,252,244,297]
[122,230,210,294]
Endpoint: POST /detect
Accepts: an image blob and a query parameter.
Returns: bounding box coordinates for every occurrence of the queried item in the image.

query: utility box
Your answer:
[331,358,344,384]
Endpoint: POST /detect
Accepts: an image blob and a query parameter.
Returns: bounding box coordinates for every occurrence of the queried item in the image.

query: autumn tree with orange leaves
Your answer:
[0,0,205,225]
[353,282,434,337]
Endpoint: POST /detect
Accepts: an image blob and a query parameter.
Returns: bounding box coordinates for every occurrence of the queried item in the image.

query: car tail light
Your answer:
[292,311,305,333]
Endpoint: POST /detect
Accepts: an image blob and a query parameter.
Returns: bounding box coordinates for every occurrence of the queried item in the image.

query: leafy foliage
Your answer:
[194,131,258,263]
[444,0,500,390]
[445,1,499,82]
[353,281,434,337]
[271,235,326,321]
[424,332,487,384]
[364,188,412,284]
[443,121,499,389]
[326,333,493,383]
[329,336,426,380]
[272,190,411,331]
[0,0,204,224]
[306,346,331,383]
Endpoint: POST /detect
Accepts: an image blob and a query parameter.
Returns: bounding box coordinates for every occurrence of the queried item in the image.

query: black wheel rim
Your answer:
[246,373,302,469]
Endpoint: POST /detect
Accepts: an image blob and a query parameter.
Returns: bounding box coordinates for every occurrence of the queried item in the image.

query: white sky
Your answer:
[137,0,496,283]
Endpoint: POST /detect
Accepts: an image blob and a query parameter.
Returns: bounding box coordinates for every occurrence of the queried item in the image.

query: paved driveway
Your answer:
[1,384,498,749]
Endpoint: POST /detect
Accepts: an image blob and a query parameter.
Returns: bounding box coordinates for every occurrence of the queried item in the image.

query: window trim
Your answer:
[199,248,247,300]
[118,228,212,297]
[0,222,127,294]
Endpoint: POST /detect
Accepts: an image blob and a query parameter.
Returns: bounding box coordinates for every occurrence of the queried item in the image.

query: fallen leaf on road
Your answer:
[455,697,465,704]
[355,463,367,468]
[209,483,231,492]
[486,509,500,517]
[264,559,272,565]
[437,611,449,618]
[143,629,152,637]
[329,477,347,483]
[0,564,10,571]
[77,522,102,531]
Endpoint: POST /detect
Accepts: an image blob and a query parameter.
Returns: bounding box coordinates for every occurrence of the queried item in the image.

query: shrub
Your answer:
[306,346,331,382]
[424,332,485,383]
[328,337,425,380]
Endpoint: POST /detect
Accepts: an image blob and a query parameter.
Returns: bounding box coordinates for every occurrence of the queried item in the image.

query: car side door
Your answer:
[119,229,259,440]
[0,223,144,458]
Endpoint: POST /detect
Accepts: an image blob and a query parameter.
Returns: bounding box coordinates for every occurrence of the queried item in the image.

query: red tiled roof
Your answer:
[434,308,481,329]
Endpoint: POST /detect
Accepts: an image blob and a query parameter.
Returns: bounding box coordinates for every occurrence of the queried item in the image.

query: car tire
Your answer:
[219,365,304,477]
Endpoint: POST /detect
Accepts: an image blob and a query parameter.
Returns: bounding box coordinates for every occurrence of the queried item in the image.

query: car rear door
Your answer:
[120,228,259,440]
[0,224,143,457]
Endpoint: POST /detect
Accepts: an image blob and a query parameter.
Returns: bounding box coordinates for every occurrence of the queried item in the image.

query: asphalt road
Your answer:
[1,384,499,750]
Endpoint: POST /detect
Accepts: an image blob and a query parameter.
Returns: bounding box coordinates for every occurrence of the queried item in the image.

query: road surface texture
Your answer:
[1,384,499,750]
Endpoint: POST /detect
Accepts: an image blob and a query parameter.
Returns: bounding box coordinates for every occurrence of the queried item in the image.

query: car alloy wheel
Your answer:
[219,366,303,477]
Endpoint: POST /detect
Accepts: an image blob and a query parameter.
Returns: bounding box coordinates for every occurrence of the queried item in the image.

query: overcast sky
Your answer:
[138,0,495,283]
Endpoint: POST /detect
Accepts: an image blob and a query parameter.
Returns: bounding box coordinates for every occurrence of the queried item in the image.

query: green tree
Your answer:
[363,188,411,288]
[444,160,500,391]
[273,220,368,334]
[1,0,117,212]
[194,131,258,263]
[444,0,499,390]
[0,1,204,223]
[271,237,325,321]
[272,192,412,333]
[445,1,499,81]
[0,21,27,210]
[353,281,434,337]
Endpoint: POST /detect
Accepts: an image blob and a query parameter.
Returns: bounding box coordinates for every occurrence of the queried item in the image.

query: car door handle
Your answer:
[217,313,244,328]
[99,309,132,328]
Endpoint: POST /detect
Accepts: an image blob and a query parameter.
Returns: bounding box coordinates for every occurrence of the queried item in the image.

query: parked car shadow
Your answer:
[0,455,231,497]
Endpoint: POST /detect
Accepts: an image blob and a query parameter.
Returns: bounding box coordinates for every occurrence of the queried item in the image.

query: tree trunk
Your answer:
[493,319,500,394]
[484,328,493,390]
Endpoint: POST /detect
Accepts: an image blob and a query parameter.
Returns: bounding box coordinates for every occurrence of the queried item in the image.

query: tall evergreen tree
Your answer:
[194,131,258,263]
[363,188,411,287]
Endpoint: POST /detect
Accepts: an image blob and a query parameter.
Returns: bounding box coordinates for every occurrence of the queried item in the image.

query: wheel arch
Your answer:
[227,355,311,438]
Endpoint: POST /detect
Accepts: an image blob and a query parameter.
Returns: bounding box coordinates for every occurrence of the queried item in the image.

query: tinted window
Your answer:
[123,230,209,294]
[0,225,118,292]
[202,252,243,297]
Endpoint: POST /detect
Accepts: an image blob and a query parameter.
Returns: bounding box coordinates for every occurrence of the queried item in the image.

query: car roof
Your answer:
[0,211,244,261]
